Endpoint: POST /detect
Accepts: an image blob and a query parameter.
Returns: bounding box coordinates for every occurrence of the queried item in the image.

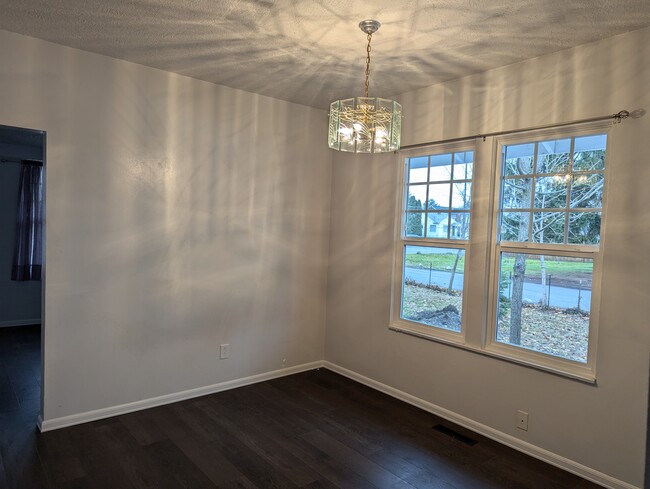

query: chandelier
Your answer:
[328,20,402,153]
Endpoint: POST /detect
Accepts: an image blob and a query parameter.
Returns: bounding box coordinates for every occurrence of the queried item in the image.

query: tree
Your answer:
[505,146,604,344]
[568,211,600,244]
[446,179,471,292]
[447,250,462,292]
[504,155,533,345]
[427,198,444,210]
[406,195,423,236]
[509,213,529,344]
[531,173,566,307]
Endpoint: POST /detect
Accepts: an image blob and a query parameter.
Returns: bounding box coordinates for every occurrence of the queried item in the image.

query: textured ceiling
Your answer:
[0,0,649,108]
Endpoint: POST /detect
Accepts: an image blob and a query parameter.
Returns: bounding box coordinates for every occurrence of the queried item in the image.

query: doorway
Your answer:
[0,124,45,427]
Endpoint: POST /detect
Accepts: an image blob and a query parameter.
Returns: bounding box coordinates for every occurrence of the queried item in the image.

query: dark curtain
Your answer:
[11,160,43,281]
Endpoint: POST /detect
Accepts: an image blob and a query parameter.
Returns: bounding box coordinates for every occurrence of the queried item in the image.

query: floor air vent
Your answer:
[433,424,478,446]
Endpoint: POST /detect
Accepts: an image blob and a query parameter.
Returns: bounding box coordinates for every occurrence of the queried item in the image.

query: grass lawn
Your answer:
[405,252,466,271]
[405,251,592,281]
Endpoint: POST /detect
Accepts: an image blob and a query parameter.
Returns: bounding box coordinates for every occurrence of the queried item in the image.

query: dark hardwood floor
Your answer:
[0,327,600,489]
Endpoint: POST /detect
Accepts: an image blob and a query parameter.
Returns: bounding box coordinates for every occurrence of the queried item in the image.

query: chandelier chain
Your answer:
[364,32,372,98]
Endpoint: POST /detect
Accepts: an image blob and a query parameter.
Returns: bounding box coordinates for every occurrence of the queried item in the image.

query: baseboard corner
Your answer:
[40,359,325,432]
[322,361,640,489]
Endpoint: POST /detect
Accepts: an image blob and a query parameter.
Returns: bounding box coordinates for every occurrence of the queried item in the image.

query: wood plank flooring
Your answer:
[0,326,600,488]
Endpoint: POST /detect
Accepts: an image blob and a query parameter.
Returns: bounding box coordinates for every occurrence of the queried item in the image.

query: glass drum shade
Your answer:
[328,97,402,153]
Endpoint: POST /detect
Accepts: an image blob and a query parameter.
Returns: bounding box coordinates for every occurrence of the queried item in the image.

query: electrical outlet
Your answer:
[282,358,287,368]
[219,343,230,359]
[516,410,529,431]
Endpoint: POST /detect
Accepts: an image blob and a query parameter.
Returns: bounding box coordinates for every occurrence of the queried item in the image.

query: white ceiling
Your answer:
[0,0,649,108]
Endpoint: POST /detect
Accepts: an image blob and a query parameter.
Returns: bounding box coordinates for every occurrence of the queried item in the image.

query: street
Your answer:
[404,266,591,311]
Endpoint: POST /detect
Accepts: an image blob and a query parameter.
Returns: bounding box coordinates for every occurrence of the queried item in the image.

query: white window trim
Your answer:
[390,141,477,346]
[484,246,600,381]
[484,122,611,381]
[389,122,612,383]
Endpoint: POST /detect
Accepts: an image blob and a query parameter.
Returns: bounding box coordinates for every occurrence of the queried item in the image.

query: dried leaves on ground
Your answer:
[402,284,589,362]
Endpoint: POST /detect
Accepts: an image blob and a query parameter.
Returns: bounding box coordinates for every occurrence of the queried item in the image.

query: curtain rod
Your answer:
[398,110,631,151]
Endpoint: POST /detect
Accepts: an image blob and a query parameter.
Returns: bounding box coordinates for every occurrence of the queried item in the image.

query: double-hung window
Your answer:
[391,124,609,381]
[392,145,474,342]
[486,128,608,378]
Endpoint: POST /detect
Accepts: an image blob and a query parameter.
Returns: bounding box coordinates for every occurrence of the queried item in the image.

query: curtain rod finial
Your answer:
[613,110,630,123]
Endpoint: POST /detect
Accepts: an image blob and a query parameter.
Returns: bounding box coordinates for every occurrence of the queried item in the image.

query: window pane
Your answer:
[536,138,570,174]
[532,212,565,244]
[573,134,607,171]
[405,149,473,242]
[408,156,429,183]
[534,176,568,209]
[500,133,607,248]
[496,252,592,363]
[407,185,427,210]
[429,153,453,182]
[503,178,532,209]
[453,151,473,180]
[504,143,535,176]
[401,245,464,332]
[568,212,601,245]
[427,183,451,210]
[451,212,470,239]
[426,212,449,239]
[501,212,530,242]
[452,182,471,209]
[405,212,425,237]
[570,174,603,209]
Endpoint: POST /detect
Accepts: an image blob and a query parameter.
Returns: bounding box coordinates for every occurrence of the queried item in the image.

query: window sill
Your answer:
[389,323,596,384]
[390,319,465,346]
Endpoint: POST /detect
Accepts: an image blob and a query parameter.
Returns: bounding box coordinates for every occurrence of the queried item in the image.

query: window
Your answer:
[394,147,474,340]
[498,135,604,246]
[488,132,607,372]
[391,125,609,381]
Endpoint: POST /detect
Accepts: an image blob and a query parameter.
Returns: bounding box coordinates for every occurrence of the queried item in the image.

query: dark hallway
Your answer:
[0,324,40,417]
[0,324,42,486]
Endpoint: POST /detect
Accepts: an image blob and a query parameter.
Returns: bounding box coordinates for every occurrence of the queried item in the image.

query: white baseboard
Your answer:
[37,359,640,488]
[40,360,325,432]
[0,318,40,328]
[323,361,639,489]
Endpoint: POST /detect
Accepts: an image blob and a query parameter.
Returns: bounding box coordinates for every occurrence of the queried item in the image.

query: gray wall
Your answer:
[0,29,332,423]
[326,27,650,487]
[0,141,42,326]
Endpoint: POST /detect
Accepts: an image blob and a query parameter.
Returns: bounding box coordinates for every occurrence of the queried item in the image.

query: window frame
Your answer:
[484,123,611,381]
[389,122,611,383]
[484,246,601,379]
[390,142,476,345]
